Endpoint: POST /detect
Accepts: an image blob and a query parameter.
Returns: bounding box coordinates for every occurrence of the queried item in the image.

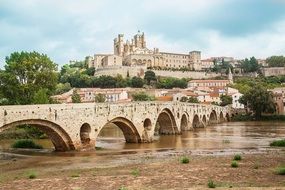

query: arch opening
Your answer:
[209,110,218,124]
[0,119,74,151]
[202,115,207,126]
[219,112,225,122]
[180,114,188,131]
[98,117,141,144]
[80,123,91,145]
[192,114,201,128]
[144,118,152,131]
[155,108,178,135]
[226,113,230,121]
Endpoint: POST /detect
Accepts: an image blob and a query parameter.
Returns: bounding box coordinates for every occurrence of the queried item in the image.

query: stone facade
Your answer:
[0,102,231,151]
[261,67,285,77]
[87,32,202,71]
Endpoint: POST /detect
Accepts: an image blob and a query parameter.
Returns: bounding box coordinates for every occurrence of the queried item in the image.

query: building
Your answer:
[188,80,231,88]
[52,88,130,103]
[261,67,285,77]
[86,31,202,71]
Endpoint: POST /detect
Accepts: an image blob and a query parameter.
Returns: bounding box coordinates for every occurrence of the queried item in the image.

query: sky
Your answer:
[1,0,285,67]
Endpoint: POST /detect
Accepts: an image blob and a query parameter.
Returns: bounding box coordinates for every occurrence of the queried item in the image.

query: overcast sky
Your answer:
[1,0,285,67]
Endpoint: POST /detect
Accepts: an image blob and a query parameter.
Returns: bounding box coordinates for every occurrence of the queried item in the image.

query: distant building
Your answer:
[86,32,202,71]
[188,80,230,88]
[261,67,285,77]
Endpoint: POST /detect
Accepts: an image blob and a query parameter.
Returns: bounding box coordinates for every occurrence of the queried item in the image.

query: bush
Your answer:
[131,169,140,177]
[275,166,285,175]
[270,139,285,147]
[207,179,216,188]
[12,139,43,149]
[233,154,242,161]
[28,173,37,179]
[231,161,239,168]
[180,156,190,164]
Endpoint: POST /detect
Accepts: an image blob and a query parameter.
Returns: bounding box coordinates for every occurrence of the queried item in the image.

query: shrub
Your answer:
[233,154,242,161]
[270,139,285,147]
[28,173,36,179]
[118,187,128,190]
[207,179,216,188]
[12,139,43,149]
[131,169,140,177]
[231,161,239,168]
[275,166,285,175]
[180,156,190,164]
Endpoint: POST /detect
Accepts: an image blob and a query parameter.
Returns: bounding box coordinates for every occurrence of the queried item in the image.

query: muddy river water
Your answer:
[0,121,284,157]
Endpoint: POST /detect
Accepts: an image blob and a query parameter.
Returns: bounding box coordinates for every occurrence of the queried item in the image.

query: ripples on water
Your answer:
[1,121,285,156]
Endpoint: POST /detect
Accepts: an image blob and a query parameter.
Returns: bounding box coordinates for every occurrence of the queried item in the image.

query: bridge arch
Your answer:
[226,113,230,121]
[209,110,218,124]
[0,119,74,151]
[99,117,141,143]
[80,123,91,146]
[192,114,201,128]
[155,108,178,135]
[180,113,189,131]
[143,118,152,131]
[219,111,225,122]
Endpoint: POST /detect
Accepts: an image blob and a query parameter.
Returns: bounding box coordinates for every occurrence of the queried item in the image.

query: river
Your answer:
[0,121,284,156]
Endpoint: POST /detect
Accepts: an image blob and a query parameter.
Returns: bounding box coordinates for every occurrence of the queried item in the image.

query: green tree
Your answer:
[240,57,260,73]
[131,76,144,88]
[95,93,106,103]
[33,88,50,104]
[188,96,199,103]
[71,89,81,103]
[239,85,275,119]
[55,83,72,95]
[266,56,285,67]
[220,95,232,106]
[132,92,155,101]
[0,51,58,105]
[144,70,156,85]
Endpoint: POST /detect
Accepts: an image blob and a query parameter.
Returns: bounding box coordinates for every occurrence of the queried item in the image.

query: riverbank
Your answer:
[0,149,284,190]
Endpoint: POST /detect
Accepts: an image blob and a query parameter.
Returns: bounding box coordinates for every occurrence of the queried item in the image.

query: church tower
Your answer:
[228,68,233,84]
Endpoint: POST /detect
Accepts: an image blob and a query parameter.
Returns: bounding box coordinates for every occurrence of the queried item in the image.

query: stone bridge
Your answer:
[0,102,231,151]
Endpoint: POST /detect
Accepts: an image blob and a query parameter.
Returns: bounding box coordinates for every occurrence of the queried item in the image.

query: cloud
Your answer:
[0,0,285,68]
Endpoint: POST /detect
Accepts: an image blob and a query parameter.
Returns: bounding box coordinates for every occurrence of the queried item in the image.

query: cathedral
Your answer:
[87,32,202,70]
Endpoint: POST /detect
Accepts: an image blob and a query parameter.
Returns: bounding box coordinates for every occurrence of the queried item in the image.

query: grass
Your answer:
[71,173,80,178]
[207,179,216,188]
[222,139,230,144]
[118,187,128,190]
[12,139,43,149]
[26,171,37,179]
[233,154,242,161]
[180,156,190,164]
[275,166,285,175]
[270,139,285,147]
[231,161,239,168]
[131,169,140,177]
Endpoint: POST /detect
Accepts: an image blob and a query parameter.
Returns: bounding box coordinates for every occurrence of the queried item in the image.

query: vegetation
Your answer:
[240,57,260,73]
[233,154,242,161]
[207,179,216,188]
[270,139,285,147]
[266,56,285,67]
[180,156,190,164]
[95,93,106,103]
[0,51,58,105]
[231,161,239,168]
[275,166,285,175]
[211,59,233,74]
[28,172,37,179]
[220,95,232,106]
[144,70,156,85]
[239,85,275,119]
[157,77,188,89]
[180,96,199,103]
[71,89,81,103]
[131,169,140,177]
[132,92,155,101]
[12,139,43,149]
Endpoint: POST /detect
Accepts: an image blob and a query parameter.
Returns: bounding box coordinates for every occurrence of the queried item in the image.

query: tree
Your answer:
[266,56,285,67]
[55,83,72,95]
[0,51,58,105]
[220,95,232,106]
[71,89,81,103]
[33,88,50,104]
[132,92,155,101]
[187,96,199,103]
[239,85,275,119]
[131,76,144,88]
[240,57,260,73]
[144,70,156,85]
[95,93,106,103]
